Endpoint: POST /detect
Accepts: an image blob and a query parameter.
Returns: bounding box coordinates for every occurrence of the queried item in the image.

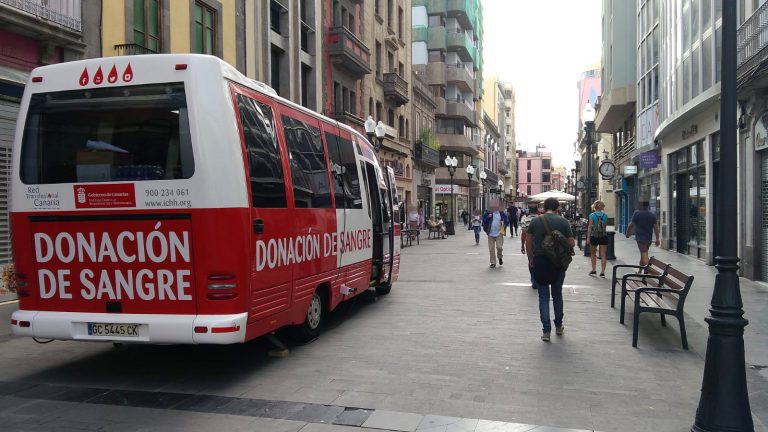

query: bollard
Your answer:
[445,220,455,235]
[606,231,616,260]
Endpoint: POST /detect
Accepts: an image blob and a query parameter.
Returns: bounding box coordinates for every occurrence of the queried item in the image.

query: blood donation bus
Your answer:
[9,54,400,344]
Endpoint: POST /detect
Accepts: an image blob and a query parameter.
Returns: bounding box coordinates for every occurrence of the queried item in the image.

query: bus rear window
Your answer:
[20,83,194,184]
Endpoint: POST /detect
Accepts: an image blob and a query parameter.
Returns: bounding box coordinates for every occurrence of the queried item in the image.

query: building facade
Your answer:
[596,0,638,232]
[412,0,483,220]
[501,82,517,204]
[411,69,439,221]
[0,0,86,299]
[517,145,552,197]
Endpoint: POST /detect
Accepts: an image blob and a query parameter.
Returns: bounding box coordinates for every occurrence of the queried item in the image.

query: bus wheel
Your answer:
[375,283,392,295]
[294,290,325,341]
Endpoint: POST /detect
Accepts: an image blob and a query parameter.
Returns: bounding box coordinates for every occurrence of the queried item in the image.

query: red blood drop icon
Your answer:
[93,66,104,85]
[107,65,118,83]
[79,68,89,86]
[122,63,133,82]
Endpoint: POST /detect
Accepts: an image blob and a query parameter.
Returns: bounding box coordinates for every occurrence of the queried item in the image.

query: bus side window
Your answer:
[325,132,363,210]
[282,115,332,209]
[236,95,287,208]
[360,161,371,219]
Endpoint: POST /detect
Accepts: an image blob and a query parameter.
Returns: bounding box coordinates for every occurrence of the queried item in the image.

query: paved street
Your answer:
[0,228,766,432]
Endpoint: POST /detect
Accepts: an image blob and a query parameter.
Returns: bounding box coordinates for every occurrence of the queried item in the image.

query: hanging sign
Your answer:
[623,165,638,176]
[639,151,661,169]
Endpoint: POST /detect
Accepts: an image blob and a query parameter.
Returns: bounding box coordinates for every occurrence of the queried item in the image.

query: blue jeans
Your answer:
[534,262,566,333]
[473,226,481,243]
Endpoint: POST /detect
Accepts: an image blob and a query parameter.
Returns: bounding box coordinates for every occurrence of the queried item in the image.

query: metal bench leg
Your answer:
[611,280,616,308]
[678,314,688,350]
[632,309,641,348]
[620,292,627,324]
[660,314,666,327]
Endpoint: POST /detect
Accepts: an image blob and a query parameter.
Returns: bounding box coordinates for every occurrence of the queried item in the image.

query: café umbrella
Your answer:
[527,190,576,203]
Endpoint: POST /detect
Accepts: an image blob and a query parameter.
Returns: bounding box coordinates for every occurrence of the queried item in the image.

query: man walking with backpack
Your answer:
[587,200,609,277]
[525,198,575,342]
[507,204,519,237]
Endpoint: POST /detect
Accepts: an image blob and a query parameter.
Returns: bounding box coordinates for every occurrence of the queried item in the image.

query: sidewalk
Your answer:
[606,230,768,425]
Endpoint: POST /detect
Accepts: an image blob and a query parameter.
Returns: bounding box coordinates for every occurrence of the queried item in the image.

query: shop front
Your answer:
[638,150,662,227]
[435,184,468,223]
[668,141,707,259]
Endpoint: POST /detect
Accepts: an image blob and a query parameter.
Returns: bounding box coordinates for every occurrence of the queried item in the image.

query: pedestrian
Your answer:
[525,198,575,342]
[482,200,509,268]
[461,208,468,228]
[471,209,482,245]
[519,203,540,289]
[587,200,609,278]
[626,201,660,266]
[507,204,519,237]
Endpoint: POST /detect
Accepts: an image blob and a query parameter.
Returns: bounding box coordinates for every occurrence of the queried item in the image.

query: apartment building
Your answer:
[411,69,439,220]
[517,145,552,197]
[412,0,483,218]
[595,0,638,233]
[0,0,86,299]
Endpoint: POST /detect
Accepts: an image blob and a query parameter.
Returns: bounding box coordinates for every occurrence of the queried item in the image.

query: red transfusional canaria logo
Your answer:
[79,68,89,86]
[107,65,118,84]
[123,64,133,82]
[93,66,104,85]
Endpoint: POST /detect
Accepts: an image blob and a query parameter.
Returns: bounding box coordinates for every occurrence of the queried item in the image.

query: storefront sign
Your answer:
[639,151,661,169]
[682,124,699,140]
[434,184,460,194]
[755,112,768,151]
[623,165,638,176]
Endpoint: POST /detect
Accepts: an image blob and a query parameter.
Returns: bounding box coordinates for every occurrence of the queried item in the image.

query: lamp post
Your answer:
[364,116,386,152]
[466,164,476,219]
[445,155,458,235]
[478,170,487,210]
[692,1,753,430]
[498,180,504,201]
[581,104,595,221]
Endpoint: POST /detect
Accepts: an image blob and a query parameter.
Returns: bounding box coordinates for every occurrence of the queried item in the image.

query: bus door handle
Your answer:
[253,219,264,234]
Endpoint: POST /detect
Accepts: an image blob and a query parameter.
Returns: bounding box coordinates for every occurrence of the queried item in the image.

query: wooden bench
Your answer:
[611,257,670,310]
[401,222,420,247]
[614,260,694,349]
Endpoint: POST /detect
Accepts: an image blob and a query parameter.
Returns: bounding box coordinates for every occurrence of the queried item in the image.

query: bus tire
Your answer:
[375,283,392,295]
[294,289,326,341]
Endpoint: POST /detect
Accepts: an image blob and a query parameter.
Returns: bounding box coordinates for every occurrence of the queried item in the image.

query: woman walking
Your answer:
[587,200,609,277]
[471,209,482,245]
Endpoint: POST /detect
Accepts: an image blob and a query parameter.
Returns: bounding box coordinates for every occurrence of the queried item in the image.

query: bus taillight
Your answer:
[207,274,237,300]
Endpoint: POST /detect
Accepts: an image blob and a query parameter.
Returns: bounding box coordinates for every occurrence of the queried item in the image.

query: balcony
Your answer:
[114,44,157,56]
[413,0,447,16]
[446,29,475,62]
[328,26,371,77]
[1,0,82,32]
[427,26,447,51]
[445,97,478,126]
[437,133,479,156]
[424,62,446,86]
[383,72,409,106]
[738,1,768,83]
[447,0,478,31]
[445,63,474,93]
[497,160,509,175]
[330,110,365,128]
[414,141,440,169]
[412,25,428,43]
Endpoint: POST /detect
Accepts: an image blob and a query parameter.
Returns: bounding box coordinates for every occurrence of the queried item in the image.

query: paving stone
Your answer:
[333,407,374,427]
[362,409,424,432]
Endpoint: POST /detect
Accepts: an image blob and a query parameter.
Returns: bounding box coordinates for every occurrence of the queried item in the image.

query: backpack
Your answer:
[540,215,573,271]
[592,212,607,238]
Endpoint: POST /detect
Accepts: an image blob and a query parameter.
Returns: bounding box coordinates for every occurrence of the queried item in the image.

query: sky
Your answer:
[482,0,603,168]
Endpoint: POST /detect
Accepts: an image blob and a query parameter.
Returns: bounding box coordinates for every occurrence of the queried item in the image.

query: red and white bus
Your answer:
[9,54,401,344]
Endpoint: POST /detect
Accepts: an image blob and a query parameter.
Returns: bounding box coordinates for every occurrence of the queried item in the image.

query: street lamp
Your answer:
[581,104,596,221]
[692,2,753,430]
[498,179,504,200]
[445,155,458,235]
[466,164,476,218]
[478,169,487,210]
[364,116,386,152]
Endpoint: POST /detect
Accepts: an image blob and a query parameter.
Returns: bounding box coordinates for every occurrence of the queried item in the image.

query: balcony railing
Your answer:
[446,28,475,63]
[330,110,365,128]
[383,72,409,106]
[328,26,372,77]
[414,141,440,168]
[445,63,474,92]
[114,44,158,56]
[1,0,81,32]
[447,0,478,31]
[738,1,768,79]
[412,25,428,42]
[613,136,637,165]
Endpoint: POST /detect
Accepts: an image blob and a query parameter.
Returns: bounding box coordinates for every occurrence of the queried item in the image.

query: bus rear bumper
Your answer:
[10,310,248,344]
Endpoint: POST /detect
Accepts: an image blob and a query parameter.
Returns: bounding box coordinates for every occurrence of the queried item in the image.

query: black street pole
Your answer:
[692,1,753,430]
[583,125,594,257]
[449,168,455,235]
[468,171,473,224]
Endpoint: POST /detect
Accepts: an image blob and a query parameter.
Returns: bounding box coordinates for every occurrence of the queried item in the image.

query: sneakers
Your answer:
[541,332,551,342]
[490,263,496,268]
[498,257,503,266]
[556,326,565,335]
[600,273,606,278]
[589,270,597,276]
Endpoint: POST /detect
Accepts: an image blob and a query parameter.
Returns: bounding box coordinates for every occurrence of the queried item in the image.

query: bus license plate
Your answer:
[88,323,139,337]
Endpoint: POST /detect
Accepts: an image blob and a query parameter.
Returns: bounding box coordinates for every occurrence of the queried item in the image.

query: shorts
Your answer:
[636,240,651,253]
[589,236,608,246]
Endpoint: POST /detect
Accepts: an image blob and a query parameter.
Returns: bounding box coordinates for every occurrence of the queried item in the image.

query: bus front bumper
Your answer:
[10,310,248,344]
